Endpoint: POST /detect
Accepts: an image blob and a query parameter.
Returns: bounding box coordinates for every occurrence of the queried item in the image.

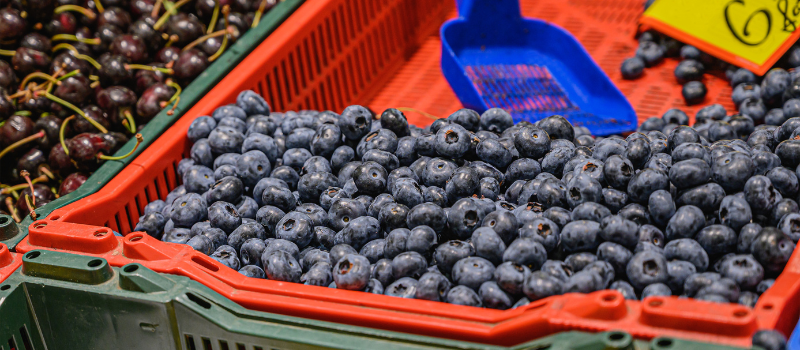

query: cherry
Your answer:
[15,183,54,217]
[56,0,80,6]
[96,85,136,123]
[45,12,78,36]
[110,34,148,63]
[12,48,52,76]
[195,0,217,20]
[51,51,95,77]
[0,115,35,149]
[99,131,128,153]
[94,23,124,53]
[34,114,64,149]
[20,33,52,56]
[72,104,111,133]
[0,61,17,90]
[101,0,130,9]
[52,74,92,106]
[22,95,52,115]
[134,63,166,94]
[129,0,154,18]
[135,82,173,121]
[97,6,132,31]
[166,13,205,47]
[232,0,262,13]
[59,172,87,196]
[0,89,16,119]
[0,8,27,40]
[48,143,75,175]
[16,148,47,176]
[13,0,55,22]
[174,49,208,82]
[66,132,107,169]
[155,46,180,63]
[97,53,132,86]
[219,12,249,41]
[129,18,162,52]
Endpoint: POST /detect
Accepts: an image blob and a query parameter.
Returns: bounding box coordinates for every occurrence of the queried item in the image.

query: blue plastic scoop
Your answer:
[440,0,637,136]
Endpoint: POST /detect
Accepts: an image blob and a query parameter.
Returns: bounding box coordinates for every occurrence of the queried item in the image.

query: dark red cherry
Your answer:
[99,131,128,153]
[195,0,216,19]
[174,49,208,82]
[16,148,47,176]
[13,0,55,22]
[67,132,107,168]
[52,74,92,106]
[97,6,131,31]
[20,33,52,53]
[166,13,205,47]
[22,95,52,115]
[45,12,78,36]
[72,105,111,134]
[93,23,123,53]
[100,0,129,9]
[12,48,52,76]
[110,34,148,63]
[96,85,136,123]
[15,183,55,217]
[0,115,35,149]
[0,8,27,40]
[129,0,154,18]
[128,18,162,52]
[232,0,262,13]
[59,172,88,196]
[48,143,75,174]
[155,46,180,64]
[199,35,223,56]
[135,82,174,122]
[218,12,248,41]
[97,53,132,86]
[0,88,16,120]
[50,51,95,77]
[134,63,166,94]
[34,114,64,149]
[0,61,17,90]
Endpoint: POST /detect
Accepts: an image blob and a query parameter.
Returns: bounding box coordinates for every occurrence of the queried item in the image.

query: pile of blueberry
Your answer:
[0,0,279,222]
[133,89,799,314]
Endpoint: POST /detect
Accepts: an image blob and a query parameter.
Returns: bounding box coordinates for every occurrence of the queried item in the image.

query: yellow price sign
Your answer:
[641,0,800,75]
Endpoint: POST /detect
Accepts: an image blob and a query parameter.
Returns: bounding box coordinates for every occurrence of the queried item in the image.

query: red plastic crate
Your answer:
[13,0,790,348]
[0,243,22,285]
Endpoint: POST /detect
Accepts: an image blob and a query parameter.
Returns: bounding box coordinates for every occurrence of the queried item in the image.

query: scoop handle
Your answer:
[455,0,522,22]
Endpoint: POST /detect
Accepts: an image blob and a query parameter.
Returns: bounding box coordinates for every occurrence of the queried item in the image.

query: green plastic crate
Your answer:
[0,0,304,250]
[0,249,760,350]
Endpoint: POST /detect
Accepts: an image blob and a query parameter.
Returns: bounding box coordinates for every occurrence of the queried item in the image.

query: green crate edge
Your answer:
[0,249,758,350]
[0,0,305,250]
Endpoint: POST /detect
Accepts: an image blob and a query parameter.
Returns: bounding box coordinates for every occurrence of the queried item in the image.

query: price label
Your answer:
[640,0,800,75]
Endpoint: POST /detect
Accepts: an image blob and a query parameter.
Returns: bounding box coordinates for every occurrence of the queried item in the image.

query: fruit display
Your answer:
[0,0,280,223]
[124,87,800,316]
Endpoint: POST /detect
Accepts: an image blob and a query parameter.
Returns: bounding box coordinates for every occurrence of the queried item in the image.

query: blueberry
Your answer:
[600,215,640,249]
[200,227,228,250]
[302,262,333,286]
[332,254,370,291]
[163,227,193,244]
[744,175,783,214]
[379,108,410,137]
[395,136,417,166]
[263,250,301,282]
[566,173,603,208]
[609,280,637,300]
[469,227,505,265]
[523,271,564,301]
[626,250,669,290]
[188,116,217,143]
[479,281,513,309]
[683,272,722,297]
[385,277,418,298]
[564,252,597,272]
[664,238,709,272]
[627,168,669,204]
[696,277,740,302]
[210,245,240,270]
[719,254,764,290]
[778,212,800,241]
[757,279,775,294]
[570,202,612,223]
[134,212,168,238]
[238,265,266,278]
[337,105,372,141]
[514,126,551,159]
[391,251,428,279]
[641,283,672,298]
[406,225,437,256]
[665,205,705,240]
[170,193,208,228]
[666,260,696,294]
[365,279,385,294]
[620,57,645,79]
[561,220,601,253]
[519,218,559,252]
[752,330,787,350]
[635,41,664,66]
[414,271,452,301]
[183,165,215,194]
[393,178,425,208]
[451,256,495,291]
[584,261,615,288]
[378,202,409,233]
[480,108,513,133]
[228,222,265,251]
[750,227,795,273]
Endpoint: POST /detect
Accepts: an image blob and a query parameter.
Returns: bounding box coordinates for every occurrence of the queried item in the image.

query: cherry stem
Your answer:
[25,194,37,220]
[183,28,229,52]
[45,92,109,133]
[208,0,220,33]
[154,0,190,30]
[0,131,45,160]
[60,115,75,156]
[51,187,59,198]
[124,64,173,74]
[88,75,99,81]
[151,0,162,18]
[20,170,36,208]
[54,5,97,20]
[0,49,15,57]
[208,33,228,62]
[5,197,20,223]
[53,43,104,70]
[0,175,47,195]
[57,70,80,81]
[92,0,105,13]
[165,80,181,115]
[90,81,100,88]
[395,107,439,120]
[19,72,61,91]
[98,133,143,160]
[164,34,179,48]
[13,110,31,116]
[252,0,274,28]
[123,109,136,133]
[39,166,54,180]
[51,34,101,46]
